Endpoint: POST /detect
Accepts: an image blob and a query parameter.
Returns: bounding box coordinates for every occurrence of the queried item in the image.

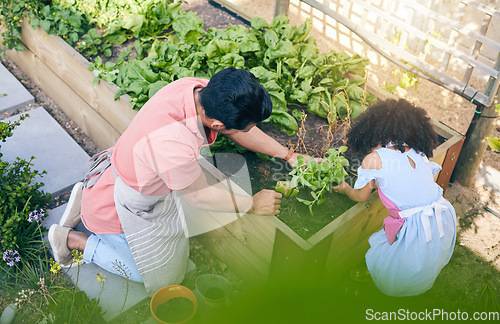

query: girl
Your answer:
[333,99,457,297]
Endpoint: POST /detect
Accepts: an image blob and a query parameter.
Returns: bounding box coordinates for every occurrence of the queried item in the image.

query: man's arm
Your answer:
[178,170,281,215]
[227,126,307,166]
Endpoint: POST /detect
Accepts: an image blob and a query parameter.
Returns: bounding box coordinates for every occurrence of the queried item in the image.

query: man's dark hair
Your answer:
[347,99,439,158]
[199,67,272,130]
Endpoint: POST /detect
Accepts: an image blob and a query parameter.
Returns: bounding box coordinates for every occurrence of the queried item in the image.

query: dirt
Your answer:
[1,0,500,320]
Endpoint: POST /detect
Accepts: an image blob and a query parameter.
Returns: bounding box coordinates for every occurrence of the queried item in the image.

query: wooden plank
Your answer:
[308,192,379,245]
[436,137,465,190]
[196,223,270,282]
[224,214,278,264]
[269,229,328,280]
[19,21,136,135]
[274,0,290,16]
[431,120,464,159]
[210,0,254,22]
[300,0,492,106]
[5,47,120,149]
[322,198,387,282]
[404,1,500,52]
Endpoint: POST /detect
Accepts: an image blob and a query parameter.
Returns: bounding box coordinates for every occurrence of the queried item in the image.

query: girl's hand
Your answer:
[332,182,351,195]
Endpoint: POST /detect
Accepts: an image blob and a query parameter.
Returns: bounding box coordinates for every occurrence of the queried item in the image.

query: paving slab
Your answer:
[0,62,34,114]
[476,163,500,194]
[44,204,149,322]
[0,107,90,197]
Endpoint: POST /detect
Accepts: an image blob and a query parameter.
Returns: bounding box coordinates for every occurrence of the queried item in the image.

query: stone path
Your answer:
[0,63,34,114]
[1,106,89,197]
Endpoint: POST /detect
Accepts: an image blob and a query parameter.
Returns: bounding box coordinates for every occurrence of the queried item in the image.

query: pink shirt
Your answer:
[81,78,217,234]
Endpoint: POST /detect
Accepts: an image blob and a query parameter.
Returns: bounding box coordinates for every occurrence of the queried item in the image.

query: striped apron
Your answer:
[83,150,189,295]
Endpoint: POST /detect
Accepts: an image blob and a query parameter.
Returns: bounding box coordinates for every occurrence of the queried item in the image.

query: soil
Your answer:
[204,287,225,300]
[1,0,500,321]
[154,297,195,323]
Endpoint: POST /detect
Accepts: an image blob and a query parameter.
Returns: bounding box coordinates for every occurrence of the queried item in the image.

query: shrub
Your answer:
[0,114,51,278]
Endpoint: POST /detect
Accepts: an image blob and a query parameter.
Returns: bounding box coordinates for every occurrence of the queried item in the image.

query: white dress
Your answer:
[355,148,457,297]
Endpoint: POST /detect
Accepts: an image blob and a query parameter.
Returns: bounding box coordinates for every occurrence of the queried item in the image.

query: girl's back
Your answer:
[373,147,443,209]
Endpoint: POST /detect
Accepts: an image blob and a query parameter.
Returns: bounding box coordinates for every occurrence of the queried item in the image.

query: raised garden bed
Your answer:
[2,19,464,285]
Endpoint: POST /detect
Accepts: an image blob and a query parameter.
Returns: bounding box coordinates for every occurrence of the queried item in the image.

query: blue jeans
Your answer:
[83,233,144,282]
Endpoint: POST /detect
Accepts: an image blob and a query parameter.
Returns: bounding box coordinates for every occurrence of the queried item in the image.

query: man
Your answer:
[49,67,304,294]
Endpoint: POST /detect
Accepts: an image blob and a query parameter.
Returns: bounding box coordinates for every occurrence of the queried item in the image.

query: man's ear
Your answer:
[210,119,226,130]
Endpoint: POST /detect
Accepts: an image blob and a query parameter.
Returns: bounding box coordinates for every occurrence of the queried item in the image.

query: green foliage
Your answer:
[0,0,41,58]
[90,10,376,144]
[275,180,299,198]
[31,0,88,45]
[45,288,104,323]
[76,28,111,58]
[201,133,248,156]
[288,146,349,215]
[478,274,500,312]
[383,69,420,94]
[486,104,500,152]
[0,115,50,276]
[0,0,89,58]
[9,256,105,323]
[6,1,376,153]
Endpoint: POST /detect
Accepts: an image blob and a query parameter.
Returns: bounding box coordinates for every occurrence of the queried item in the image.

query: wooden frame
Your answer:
[2,20,136,150]
[3,21,464,284]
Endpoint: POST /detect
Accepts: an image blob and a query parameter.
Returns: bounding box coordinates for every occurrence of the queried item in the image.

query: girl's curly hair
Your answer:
[347,99,438,158]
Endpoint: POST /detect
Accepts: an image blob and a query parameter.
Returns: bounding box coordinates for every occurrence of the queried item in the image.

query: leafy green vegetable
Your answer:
[275,181,299,197]
[84,6,374,149]
[289,146,349,215]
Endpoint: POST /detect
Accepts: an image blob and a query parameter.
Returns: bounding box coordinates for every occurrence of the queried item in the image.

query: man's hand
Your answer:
[249,189,282,215]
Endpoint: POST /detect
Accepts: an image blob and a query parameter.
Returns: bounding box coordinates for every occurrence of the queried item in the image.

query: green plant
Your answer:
[275,180,299,197]
[0,0,42,58]
[0,115,50,279]
[382,27,420,94]
[89,12,375,156]
[478,274,500,312]
[0,0,90,58]
[76,28,111,58]
[31,0,89,45]
[10,253,105,323]
[486,104,500,151]
[287,146,349,215]
[112,260,132,314]
[383,69,420,94]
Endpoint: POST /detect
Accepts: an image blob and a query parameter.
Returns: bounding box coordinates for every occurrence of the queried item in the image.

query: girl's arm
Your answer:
[332,151,381,202]
[332,180,376,202]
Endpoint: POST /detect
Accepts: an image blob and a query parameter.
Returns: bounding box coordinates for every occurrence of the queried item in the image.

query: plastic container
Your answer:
[194,274,230,307]
[150,285,197,324]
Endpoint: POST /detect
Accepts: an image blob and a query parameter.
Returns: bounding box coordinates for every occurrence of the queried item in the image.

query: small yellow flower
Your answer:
[97,273,106,283]
[72,250,83,263]
[13,16,19,21]
[50,258,61,274]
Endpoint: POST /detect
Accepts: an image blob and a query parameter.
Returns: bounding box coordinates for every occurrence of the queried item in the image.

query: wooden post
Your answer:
[452,87,499,187]
[274,0,290,17]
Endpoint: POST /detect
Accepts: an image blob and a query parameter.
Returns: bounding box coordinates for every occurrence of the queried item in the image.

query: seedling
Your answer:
[275,181,299,197]
[288,146,349,215]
